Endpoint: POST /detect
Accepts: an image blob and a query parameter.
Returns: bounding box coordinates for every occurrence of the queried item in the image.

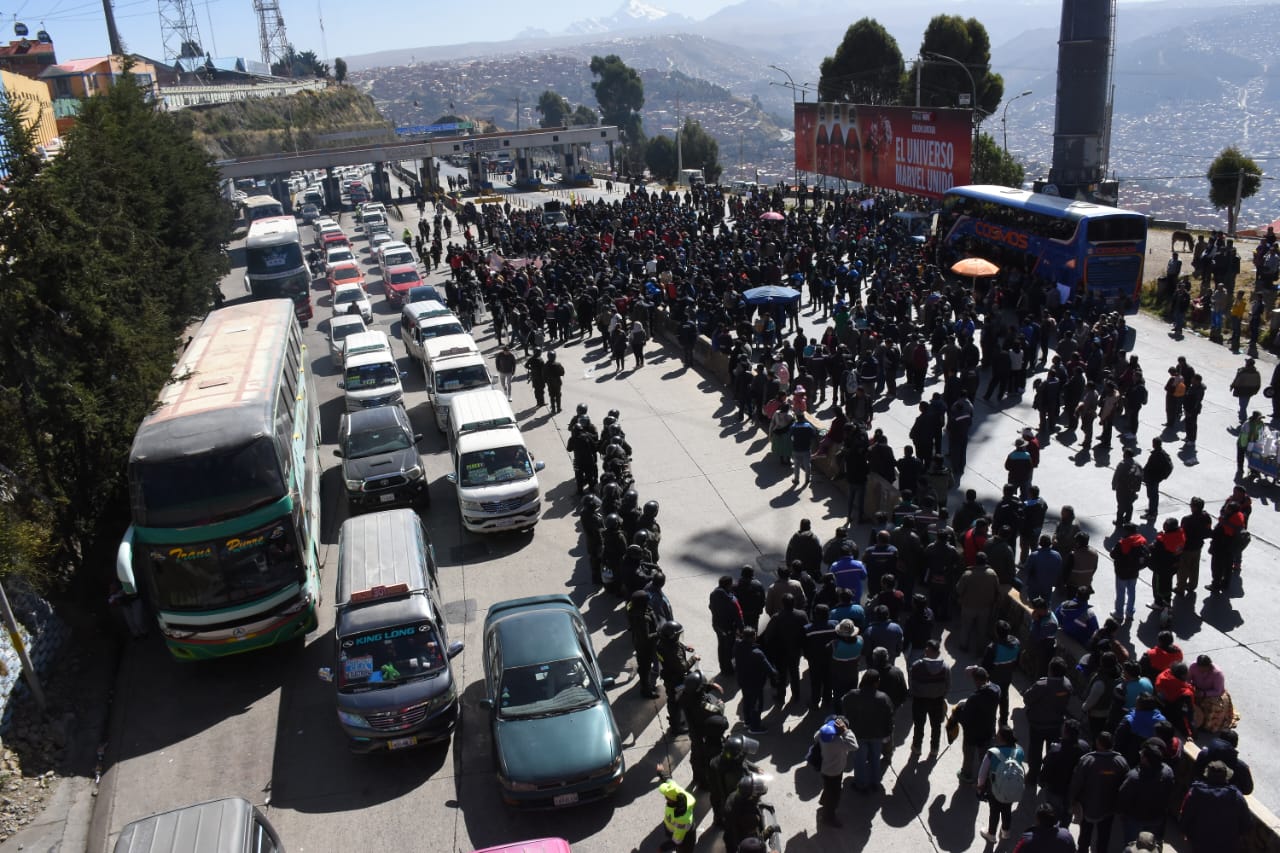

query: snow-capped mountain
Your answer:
[564,0,692,35]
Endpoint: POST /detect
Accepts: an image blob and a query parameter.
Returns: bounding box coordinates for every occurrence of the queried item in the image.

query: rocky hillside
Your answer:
[180,85,397,160]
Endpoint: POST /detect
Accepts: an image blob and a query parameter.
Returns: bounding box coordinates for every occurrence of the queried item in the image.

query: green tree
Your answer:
[0,70,231,588]
[905,16,1003,119]
[590,54,645,146]
[677,118,723,184]
[537,90,572,128]
[570,104,599,126]
[271,46,329,79]
[1207,146,1262,235]
[333,57,347,84]
[971,132,1024,187]
[818,18,904,105]
[645,135,677,183]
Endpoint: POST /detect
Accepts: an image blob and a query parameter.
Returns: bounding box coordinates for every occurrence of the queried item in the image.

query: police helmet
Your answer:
[602,415,617,429]
[601,482,623,503]
[682,671,705,693]
[722,735,747,761]
[577,403,589,416]
[608,408,621,420]
[604,513,622,531]
[657,620,684,641]
[632,528,652,548]
[581,494,603,512]
[643,500,660,518]
[606,443,627,461]
[626,543,645,559]
[621,488,639,509]
[737,772,768,798]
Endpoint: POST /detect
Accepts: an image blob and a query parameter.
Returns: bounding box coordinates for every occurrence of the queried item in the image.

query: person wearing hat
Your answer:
[657,777,696,851]
[828,618,863,710]
[1180,759,1249,853]
[1111,447,1144,527]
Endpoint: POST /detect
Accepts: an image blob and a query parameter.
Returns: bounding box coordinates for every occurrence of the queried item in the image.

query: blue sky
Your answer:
[12,0,737,65]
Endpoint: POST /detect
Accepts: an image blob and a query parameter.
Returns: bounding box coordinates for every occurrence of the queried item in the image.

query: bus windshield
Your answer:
[146,517,300,611]
[246,242,304,276]
[338,621,447,691]
[132,439,285,527]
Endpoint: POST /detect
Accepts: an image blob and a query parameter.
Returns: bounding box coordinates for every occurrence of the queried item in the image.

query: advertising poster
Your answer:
[793,103,972,199]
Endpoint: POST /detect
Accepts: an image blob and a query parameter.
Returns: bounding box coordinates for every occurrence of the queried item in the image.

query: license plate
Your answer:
[553,792,579,807]
[493,517,517,527]
[379,494,396,503]
[388,736,417,750]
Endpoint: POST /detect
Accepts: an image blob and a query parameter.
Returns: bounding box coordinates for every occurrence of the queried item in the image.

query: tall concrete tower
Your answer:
[253,0,289,72]
[157,0,205,66]
[1040,0,1119,204]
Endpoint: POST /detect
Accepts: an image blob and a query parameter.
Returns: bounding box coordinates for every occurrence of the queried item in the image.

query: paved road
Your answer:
[90,185,1279,853]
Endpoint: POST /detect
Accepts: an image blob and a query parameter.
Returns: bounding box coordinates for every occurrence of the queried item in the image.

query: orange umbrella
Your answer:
[950,257,1000,277]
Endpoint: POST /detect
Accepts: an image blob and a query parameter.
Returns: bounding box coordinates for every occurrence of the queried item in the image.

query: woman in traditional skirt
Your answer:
[1188,653,1237,734]
[769,401,795,466]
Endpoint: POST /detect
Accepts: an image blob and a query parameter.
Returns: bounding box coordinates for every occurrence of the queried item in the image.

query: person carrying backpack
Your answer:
[977,725,1026,842]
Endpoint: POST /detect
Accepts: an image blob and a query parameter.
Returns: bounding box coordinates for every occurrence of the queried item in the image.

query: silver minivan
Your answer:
[114,797,283,853]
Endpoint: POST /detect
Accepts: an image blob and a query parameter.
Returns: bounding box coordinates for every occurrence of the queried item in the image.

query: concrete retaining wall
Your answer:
[0,583,65,731]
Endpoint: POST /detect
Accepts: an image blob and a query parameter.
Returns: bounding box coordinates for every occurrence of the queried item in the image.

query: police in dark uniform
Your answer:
[626,590,660,698]
[708,735,760,824]
[567,417,599,494]
[723,774,778,851]
[636,500,663,562]
[601,514,628,595]
[655,621,698,734]
[677,671,725,786]
[579,493,604,584]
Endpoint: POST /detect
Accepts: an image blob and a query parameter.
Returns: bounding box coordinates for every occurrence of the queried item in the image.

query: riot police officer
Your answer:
[601,514,628,595]
[723,774,780,852]
[678,671,725,787]
[579,493,604,584]
[567,419,599,494]
[626,590,660,698]
[637,500,662,562]
[655,621,698,735]
[708,734,760,824]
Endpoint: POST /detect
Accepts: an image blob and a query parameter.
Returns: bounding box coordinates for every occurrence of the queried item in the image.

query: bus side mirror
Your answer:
[317,667,333,683]
[445,473,457,484]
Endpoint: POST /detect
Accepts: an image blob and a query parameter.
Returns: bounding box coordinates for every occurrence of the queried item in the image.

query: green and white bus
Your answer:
[117,299,322,661]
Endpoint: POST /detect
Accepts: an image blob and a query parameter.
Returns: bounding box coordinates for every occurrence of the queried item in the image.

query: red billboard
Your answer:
[793,103,972,199]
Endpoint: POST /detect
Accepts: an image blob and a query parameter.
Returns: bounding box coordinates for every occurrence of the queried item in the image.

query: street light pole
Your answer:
[921,52,982,174]
[769,64,800,191]
[1002,90,1033,154]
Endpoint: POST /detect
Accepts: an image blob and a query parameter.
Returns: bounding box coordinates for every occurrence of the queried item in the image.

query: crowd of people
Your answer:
[406,179,1262,851]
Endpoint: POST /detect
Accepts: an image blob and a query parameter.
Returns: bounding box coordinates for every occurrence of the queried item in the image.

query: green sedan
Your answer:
[481,595,625,809]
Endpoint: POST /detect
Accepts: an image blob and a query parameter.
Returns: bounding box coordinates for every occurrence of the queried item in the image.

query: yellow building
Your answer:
[0,67,59,173]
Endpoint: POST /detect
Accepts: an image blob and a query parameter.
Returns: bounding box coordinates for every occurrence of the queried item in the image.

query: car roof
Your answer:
[385,263,420,276]
[487,597,583,668]
[343,404,407,431]
[113,797,256,853]
[333,282,366,296]
[457,424,526,453]
[344,330,389,350]
[330,315,366,333]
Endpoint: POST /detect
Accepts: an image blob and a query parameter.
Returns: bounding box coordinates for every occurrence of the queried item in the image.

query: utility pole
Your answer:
[1233,168,1245,237]
[675,91,683,178]
[102,0,123,55]
[0,583,45,711]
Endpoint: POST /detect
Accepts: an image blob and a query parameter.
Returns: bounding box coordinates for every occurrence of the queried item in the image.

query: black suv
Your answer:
[336,405,429,512]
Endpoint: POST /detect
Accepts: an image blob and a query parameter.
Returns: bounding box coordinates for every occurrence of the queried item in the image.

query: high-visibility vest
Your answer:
[659,780,694,842]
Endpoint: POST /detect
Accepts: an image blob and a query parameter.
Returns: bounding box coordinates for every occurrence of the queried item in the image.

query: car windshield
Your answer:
[421,322,464,340]
[331,322,364,346]
[498,657,600,719]
[328,251,353,264]
[338,621,447,691]
[334,288,362,305]
[459,444,534,486]
[345,421,413,457]
[436,364,490,392]
[345,362,399,389]
[384,252,413,267]
[388,270,420,285]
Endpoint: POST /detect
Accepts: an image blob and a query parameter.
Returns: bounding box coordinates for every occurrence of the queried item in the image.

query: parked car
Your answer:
[481,595,625,808]
[383,263,423,306]
[335,405,429,511]
[328,262,366,300]
[328,315,368,368]
[333,282,372,323]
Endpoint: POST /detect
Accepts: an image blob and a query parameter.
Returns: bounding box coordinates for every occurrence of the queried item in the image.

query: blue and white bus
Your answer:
[939,185,1148,313]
